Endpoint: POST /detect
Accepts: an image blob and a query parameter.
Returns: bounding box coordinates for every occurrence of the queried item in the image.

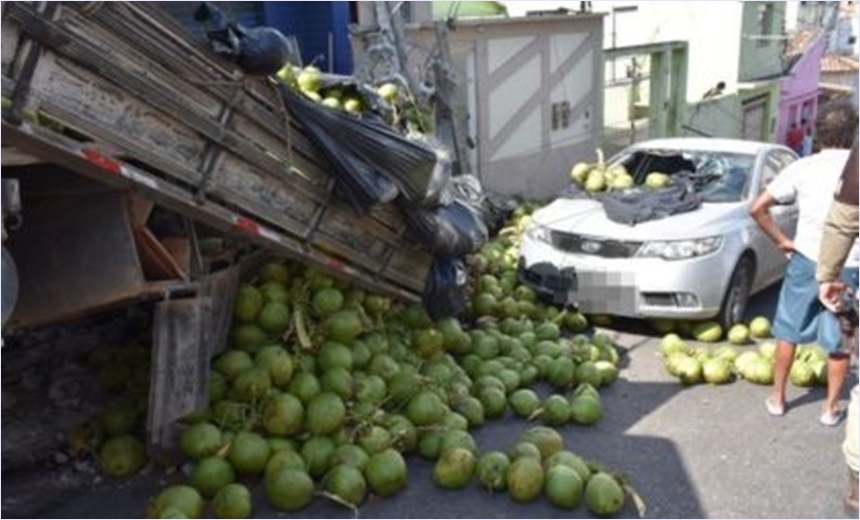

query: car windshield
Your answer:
[609,149,757,203]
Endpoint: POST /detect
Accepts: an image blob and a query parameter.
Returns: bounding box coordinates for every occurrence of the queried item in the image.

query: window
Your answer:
[551,101,571,131]
[759,155,782,193]
[771,150,797,171]
[757,4,774,47]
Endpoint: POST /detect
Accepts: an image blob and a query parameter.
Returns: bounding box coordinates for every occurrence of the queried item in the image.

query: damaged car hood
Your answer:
[532,198,748,241]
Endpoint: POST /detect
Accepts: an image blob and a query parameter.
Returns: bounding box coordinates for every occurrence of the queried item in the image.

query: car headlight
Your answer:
[636,236,723,260]
[525,224,552,244]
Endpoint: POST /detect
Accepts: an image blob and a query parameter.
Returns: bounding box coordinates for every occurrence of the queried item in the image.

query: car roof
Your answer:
[626,137,782,156]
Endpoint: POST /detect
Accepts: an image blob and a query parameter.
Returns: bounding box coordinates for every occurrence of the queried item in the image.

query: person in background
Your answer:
[816,133,859,517]
[801,125,814,157]
[786,121,804,155]
[750,102,859,425]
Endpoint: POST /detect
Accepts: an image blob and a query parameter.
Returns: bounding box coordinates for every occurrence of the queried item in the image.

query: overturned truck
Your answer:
[1,2,451,455]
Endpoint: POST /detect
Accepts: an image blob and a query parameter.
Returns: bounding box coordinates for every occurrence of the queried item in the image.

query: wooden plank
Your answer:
[8,4,286,186]
[57,4,225,121]
[162,237,191,276]
[134,226,186,281]
[86,2,338,185]
[3,122,429,299]
[198,266,240,357]
[148,297,210,462]
[1,13,22,75]
[27,50,207,185]
[23,3,420,241]
[68,2,419,238]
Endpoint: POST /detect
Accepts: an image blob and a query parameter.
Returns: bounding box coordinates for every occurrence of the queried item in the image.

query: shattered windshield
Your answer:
[609,149,757,203]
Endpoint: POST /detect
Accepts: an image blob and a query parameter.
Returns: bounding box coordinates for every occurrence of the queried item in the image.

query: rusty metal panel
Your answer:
[5,187,151,329]
[147,297,210,463]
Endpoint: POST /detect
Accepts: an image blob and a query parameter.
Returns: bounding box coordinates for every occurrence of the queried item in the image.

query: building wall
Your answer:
[821,71,860,107]
[776,34,825,145]
[509,1,744,104]
[739,82,781,142]
[681,81,780,142]
[738,2,787,82]
[363,15,604,200]
[682,96,743,139]
[831,14,858,54]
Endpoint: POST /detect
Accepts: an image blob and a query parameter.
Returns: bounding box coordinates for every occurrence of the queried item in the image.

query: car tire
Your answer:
[718,255,754,330]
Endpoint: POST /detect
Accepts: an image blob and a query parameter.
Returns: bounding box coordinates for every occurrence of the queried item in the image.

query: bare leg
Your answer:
[825,352,850,416]
[770,339,796,411]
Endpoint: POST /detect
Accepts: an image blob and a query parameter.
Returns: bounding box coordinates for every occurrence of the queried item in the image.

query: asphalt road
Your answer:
[15,284,858,519]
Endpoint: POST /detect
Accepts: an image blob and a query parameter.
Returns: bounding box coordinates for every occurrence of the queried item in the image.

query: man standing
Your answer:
[750,103,858,425]
[787,121,804,155]
[817,133,858,516]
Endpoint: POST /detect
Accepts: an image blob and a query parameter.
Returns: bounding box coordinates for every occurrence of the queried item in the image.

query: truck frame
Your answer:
[1,1,434,455]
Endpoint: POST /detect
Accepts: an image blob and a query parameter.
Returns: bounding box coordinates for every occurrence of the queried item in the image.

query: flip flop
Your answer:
[820,409,846,427]
[766,396,785,417]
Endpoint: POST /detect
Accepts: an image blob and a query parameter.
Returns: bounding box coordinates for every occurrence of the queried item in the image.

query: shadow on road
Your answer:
[35,428,702,520]
[33,371,706,519]
[595,281,783,341]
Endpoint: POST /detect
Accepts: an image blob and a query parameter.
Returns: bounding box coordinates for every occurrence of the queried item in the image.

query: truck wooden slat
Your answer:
[2,1,433,299]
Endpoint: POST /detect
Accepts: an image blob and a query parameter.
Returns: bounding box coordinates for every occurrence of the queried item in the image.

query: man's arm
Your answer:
[817,135,859,312]
[817,201,859,284]
[750,191,794,253]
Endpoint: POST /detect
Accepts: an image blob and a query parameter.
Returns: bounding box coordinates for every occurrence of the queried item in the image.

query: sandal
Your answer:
[765,396,785,417]
[820,409,846,427]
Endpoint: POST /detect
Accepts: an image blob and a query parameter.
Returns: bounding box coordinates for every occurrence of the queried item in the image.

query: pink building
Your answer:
[777,31,826,151]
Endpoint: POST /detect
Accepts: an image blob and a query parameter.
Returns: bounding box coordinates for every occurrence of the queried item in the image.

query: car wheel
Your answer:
[718,255,754,330]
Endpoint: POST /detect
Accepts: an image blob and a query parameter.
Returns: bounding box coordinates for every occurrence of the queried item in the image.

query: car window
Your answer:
[609,149,756,203]
[759,155,781,193]
[772,150,797,170]
[758,151,797,194]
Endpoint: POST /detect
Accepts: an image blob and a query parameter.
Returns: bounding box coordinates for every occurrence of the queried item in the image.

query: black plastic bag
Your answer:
[403,200,488,257]
[278,86,451,207]
[195,2,296,76]
[423,257,469,321]
[278,86,400,212]
[601,181,701,226]
[447,175,518,236]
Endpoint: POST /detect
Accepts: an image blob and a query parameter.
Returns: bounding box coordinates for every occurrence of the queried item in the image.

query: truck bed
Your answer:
[1,1,433,303]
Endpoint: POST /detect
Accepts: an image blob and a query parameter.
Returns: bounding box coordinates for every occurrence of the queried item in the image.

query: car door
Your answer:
[753,150,799,288]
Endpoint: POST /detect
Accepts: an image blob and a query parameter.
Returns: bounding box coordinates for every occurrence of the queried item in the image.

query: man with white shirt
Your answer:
[750,102,859,426]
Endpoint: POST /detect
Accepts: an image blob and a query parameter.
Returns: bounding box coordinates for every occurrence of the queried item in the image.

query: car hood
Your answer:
[533,198,749,241]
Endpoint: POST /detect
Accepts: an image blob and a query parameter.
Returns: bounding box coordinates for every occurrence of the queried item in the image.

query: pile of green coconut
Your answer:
[136,207,642,518]
[657,318,830,387]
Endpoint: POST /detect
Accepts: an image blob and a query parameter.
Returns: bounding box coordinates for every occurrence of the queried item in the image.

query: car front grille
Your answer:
[520,263,577,292]
[550,231,642,259]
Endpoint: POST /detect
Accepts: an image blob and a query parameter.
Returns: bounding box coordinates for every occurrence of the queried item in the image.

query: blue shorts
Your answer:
[772,253,859,352]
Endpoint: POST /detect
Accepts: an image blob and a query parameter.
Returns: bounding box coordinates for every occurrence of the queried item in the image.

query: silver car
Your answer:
[519,138,799,328]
